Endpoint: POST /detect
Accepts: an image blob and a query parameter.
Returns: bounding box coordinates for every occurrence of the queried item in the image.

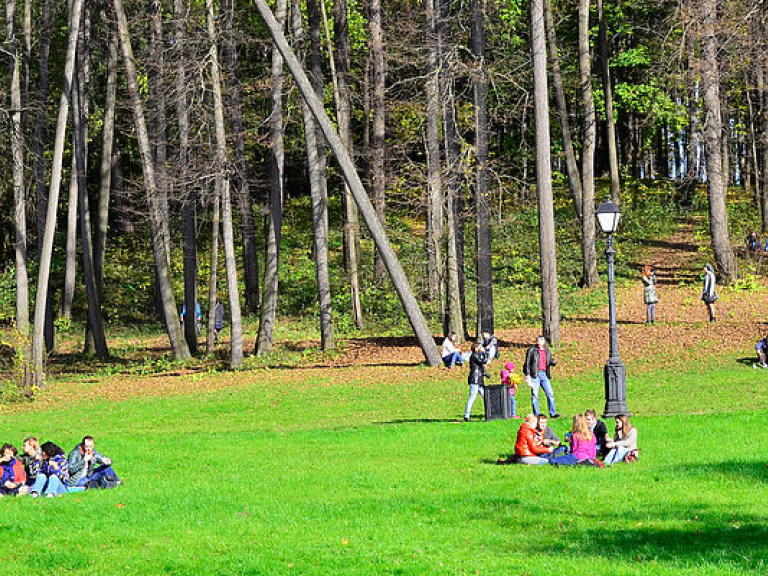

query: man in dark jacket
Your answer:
[463,342,489,421]
[522,335,559,418]
[585,409,610,458]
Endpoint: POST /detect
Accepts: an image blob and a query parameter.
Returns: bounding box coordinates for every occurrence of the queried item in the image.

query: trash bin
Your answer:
[484,384,512,421]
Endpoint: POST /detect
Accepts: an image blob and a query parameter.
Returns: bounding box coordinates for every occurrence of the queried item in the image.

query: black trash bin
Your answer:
[484,384,512,421]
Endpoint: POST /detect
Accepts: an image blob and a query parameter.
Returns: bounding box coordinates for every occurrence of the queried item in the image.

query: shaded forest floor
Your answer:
[11,215,768,411]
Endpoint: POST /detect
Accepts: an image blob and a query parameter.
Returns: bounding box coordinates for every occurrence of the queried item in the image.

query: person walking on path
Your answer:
[523,336,559,418]
[701,264,718,322]
[641,265,658,324]
[463,342,489,422]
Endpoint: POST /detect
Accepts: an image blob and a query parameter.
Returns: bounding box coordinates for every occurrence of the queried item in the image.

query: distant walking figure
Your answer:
[523,335,559,419]
[463,342,489,422]
[641,265,658,324]
[701,264,718,322]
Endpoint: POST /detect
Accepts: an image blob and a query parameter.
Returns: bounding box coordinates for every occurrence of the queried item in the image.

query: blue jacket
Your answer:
[0,458,16,485]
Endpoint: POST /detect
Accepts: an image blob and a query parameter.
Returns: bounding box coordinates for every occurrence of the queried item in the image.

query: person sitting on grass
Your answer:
[755,335,768,369]
[67,436,121,490]
[536,414,566,457]
[442,332,463,368]
[28,442,84,497]
[500,361,521,419]
[513,414,553,465]
[584,409,610,459]
[549,414,596,466]
[604,415,639,465]
[0,443,26,496]
[20,437,42,489]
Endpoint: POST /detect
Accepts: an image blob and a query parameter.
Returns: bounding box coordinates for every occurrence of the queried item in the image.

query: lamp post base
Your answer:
[603,360,630,418]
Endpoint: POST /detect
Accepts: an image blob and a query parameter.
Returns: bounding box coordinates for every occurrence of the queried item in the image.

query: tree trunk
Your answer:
[330,0,363,328]
[32,0,54,353]
[31,0,85,385]
[254,0,442,366]
[438,0,466,340]
[544,0,583,220]
[62,156,78,321]
[206,0,244,367]
[222,0,260,315]
[369,0,387,282]
[113,0,190,359]
[531,0,561,345]
[578,0,599,287]
[684,0,700,192]
[174,0,198,354]
[256,0,287,357]
[597,0,621,204]
[149,0,171,268]
[471,0,493,335]
[699,0,737,282]
[94,33,118,300]
[7,0,30,385]
[296,0,335,350]
[206,194,220,354]
[425,0,444,304]
[72,38,109,358]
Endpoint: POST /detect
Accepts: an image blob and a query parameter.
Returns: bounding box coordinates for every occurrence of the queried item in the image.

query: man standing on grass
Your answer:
[67,436,121,490]
[523,335,559,419]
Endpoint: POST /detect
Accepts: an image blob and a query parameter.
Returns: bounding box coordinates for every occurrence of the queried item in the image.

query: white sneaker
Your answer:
[761,364,767,369]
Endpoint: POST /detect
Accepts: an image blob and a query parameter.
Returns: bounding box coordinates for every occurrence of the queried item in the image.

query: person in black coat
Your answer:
[463,342,489,422]
[522,335,559,418]
[585,409,610,458]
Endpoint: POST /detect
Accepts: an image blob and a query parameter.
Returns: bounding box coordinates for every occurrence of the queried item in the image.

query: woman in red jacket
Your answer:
[514,414,553,465]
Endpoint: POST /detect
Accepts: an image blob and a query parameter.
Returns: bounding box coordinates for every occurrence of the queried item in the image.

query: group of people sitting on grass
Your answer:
[498,410,638,467]
[0,435,120,498]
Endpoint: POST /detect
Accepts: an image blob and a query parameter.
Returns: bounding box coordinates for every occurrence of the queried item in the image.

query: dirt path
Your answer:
[12,217,768,411]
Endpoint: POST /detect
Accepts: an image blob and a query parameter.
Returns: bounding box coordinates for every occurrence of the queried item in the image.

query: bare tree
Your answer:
[597,0,621,203]
[113,0,190,360]
[471,0,493,335]
[531,0,561,345]
[221,0,260,315]
[578,0,599,287]
[544,0,583,220]
[369,0,387,282]
[256,0,287,357]
[298,0,335,350]
[698,0,737,282]
[254,0,441,366]
[32,0,85,385]
[329,0,363,328]
[425,0,444,304]
[206,0,243,367]
[6,0,30,383]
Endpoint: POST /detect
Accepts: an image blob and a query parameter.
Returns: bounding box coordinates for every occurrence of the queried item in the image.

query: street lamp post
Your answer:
[596,199,630,417]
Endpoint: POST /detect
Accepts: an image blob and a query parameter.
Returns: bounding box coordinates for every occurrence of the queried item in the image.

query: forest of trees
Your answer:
[1,0,766,385]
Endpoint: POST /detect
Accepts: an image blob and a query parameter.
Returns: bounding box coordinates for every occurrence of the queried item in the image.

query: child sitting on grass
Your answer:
[500,361,522,419]
[0,444,27,496]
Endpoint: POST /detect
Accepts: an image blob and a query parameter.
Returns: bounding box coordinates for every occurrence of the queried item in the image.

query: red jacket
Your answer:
[515,423,550,458]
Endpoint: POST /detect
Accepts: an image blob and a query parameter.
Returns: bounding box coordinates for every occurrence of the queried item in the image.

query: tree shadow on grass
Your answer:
[374,418,463,426]
[674,459,768,484]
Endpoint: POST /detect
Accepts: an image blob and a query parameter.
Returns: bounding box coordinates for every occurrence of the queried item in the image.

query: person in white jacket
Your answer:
[441,333,463,368]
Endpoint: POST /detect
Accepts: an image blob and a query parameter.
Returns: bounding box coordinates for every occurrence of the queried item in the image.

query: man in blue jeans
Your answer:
[67,436,121,490]
[523,335,560,419]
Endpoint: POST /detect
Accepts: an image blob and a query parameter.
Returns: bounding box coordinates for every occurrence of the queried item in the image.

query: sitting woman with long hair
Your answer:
[549,414,596,466]
[604,415,638,465]
[28,442,84,497]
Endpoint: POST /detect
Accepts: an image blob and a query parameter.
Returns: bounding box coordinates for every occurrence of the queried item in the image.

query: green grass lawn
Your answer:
[1,354,767,575]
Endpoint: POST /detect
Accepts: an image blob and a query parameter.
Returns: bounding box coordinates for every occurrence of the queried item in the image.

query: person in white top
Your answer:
[441,332,463,368]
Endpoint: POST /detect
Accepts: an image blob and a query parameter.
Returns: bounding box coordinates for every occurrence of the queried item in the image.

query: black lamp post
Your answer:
[596,199,630,417]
